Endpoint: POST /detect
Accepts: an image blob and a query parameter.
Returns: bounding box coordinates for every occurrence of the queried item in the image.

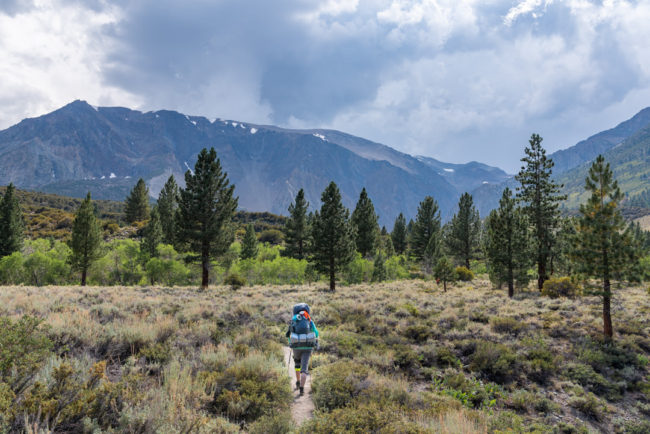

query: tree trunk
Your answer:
[443,280,447,292]
[329,256,336,291]
[465,257,470,269]
[81,268,87,286]
[508,281,514,298]
[201,247,209,289]
[537,260,546,291]
[603,249,612,340]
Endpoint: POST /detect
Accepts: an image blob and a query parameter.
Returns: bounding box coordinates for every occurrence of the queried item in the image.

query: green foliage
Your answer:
[145,248,191,286]
[23,239,71,285]
[573,155,640,338]
[433,372,501,409]
[410,196,442,267]
[124,178,151,224]
[445,193,481,268]
[258,229,283,245]
[311,181,356,291]
[176,147,238,288]
[384,255,410,280]
[371,252,387,282]
[515,133,566,289]
[283,188,310,259]
[0,251,24,284]
[569,392,607,422]
[224,272,246,290]
[485,187,532,297]
[470,341,518,384]
[311,361,371,411]
[89,239,144,285]
[240,223,259,260]
[344,252,373,284]
[141,206,163,258]
[434,256,456,291]
[391,212,408,255]
[157,175,179,245]
[68,192,102,285]
[542,277,581,298]
[351,187,379,257]
[455,266,474,281]
[0,183,25,257]
[490,316,526,336]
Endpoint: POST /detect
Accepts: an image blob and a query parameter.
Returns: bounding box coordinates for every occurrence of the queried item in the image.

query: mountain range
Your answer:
[0,100,509,226]
[0,100,648,226]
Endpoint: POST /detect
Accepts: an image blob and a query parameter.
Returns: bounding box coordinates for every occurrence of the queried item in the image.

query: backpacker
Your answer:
[289,304,316,348]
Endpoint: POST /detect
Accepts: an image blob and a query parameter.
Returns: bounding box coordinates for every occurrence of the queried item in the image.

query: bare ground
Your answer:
[283,346,315,426]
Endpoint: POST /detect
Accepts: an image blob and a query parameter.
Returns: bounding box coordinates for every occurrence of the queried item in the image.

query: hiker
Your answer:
[286,303,319,396]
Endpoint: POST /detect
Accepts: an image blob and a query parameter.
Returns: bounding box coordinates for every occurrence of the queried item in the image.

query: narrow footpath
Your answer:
[283,346,315,426]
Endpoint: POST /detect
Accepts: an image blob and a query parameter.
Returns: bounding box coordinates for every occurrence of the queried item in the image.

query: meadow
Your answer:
[1,279,649,433]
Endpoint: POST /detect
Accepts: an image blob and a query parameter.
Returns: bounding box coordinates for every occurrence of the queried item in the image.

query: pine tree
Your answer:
[553,217,578,276]
[445,193,480,268]
[0,183,25,257]
[158,175,179,245]
[410,196,442,267]
[391,213,408,255]
[125,178,151,224]
[176,148,238,289]
[573,155,639,340]
[372,252,387,282]
[284,189,309,259]
[485,188,532,298]
[311,181,355,291]
[69,192,102,286]
[241,223,258,260]
[515,133,566,290]
[142,207,163,259]
[434,256,456,292]
[351,188,379,257]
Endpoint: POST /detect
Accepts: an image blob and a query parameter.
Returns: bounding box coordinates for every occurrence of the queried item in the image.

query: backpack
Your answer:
[289,304,316,348]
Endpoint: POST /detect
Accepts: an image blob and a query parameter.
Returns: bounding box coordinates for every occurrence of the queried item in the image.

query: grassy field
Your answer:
[1,279,649,433]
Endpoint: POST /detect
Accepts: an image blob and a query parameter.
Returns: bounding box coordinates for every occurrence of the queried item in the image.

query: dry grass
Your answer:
[1,279,649,432]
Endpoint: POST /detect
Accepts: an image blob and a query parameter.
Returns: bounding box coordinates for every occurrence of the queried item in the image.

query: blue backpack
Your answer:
[289,304,316,348]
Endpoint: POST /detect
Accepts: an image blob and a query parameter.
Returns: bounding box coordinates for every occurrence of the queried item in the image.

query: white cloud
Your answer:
[0,0,140,128]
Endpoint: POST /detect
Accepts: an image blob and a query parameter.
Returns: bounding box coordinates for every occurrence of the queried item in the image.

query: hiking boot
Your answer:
[299,386,304,396]
[295,381,300,389]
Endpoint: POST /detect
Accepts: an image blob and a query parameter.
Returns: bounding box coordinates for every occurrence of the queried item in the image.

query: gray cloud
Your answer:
[2,0,650,172]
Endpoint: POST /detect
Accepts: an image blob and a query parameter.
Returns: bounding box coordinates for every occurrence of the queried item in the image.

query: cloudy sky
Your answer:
[1,0,650,172]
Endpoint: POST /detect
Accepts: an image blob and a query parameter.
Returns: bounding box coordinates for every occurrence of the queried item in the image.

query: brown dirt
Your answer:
[284,346,315,426]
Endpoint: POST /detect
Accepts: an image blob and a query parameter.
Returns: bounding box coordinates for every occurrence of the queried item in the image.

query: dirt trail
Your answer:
[283,346,315,426]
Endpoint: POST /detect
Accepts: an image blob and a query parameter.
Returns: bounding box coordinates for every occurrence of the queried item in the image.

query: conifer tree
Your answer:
[0,183,24,257]
[69,193,102,286]
[383,234,395,257]
[176,148,238,289]
[573,155,639,340]
[410,196,442,266]
[372,252,387,282]
[485,188,532,297]
[158,175,179,245]
[445,193,480,268]
[351,188,379,257]
[515,133,566,290]
[284,189,309,259]
[125,178,151,224]
[142,207,163,258]
[391,213,408,255]
[241,223,258,260]
[311,181,355,291]
[434,256,456,292]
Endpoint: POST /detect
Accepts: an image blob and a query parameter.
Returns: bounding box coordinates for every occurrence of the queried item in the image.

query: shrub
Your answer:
[542,276,580,298]
[490,316,526,336]
[224,272,246,290]
[433,372,501,409]
[470,342,518,384]
[311,361,371,411]
[455,266,474,281]
[569,392,607,421]
[257,229,284,245]
[563,363,617,398]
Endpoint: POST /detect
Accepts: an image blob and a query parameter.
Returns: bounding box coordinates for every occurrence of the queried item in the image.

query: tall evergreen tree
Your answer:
[410,196,442,266]
[125,178,151,224]
[0,183,24,257]
[351,188,379,257]
[485,188,532,298]
[515,133,566,290]
[142,207,163,258]
[445,193,480,268]
[69,193,102,286]
[158,175,179,245]
[241,223,258,260]
[434,256,456,292]
[573,155,639,340]
[284,189,309,259]
[391,213,408,255]
[311,181,355,291]
[176,148,238,289]
[553,217,578,276]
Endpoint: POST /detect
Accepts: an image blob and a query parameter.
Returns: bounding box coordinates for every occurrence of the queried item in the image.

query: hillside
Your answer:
[0,282,648,432]
[0,101,505,226]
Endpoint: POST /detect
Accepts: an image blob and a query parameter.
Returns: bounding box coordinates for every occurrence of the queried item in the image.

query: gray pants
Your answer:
[292,348,312,375]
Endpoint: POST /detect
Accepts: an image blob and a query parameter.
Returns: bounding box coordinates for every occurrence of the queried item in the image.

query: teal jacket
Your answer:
[286,315,319,349]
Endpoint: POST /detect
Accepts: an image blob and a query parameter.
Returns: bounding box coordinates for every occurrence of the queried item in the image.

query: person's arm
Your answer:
[311,321,319,338]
